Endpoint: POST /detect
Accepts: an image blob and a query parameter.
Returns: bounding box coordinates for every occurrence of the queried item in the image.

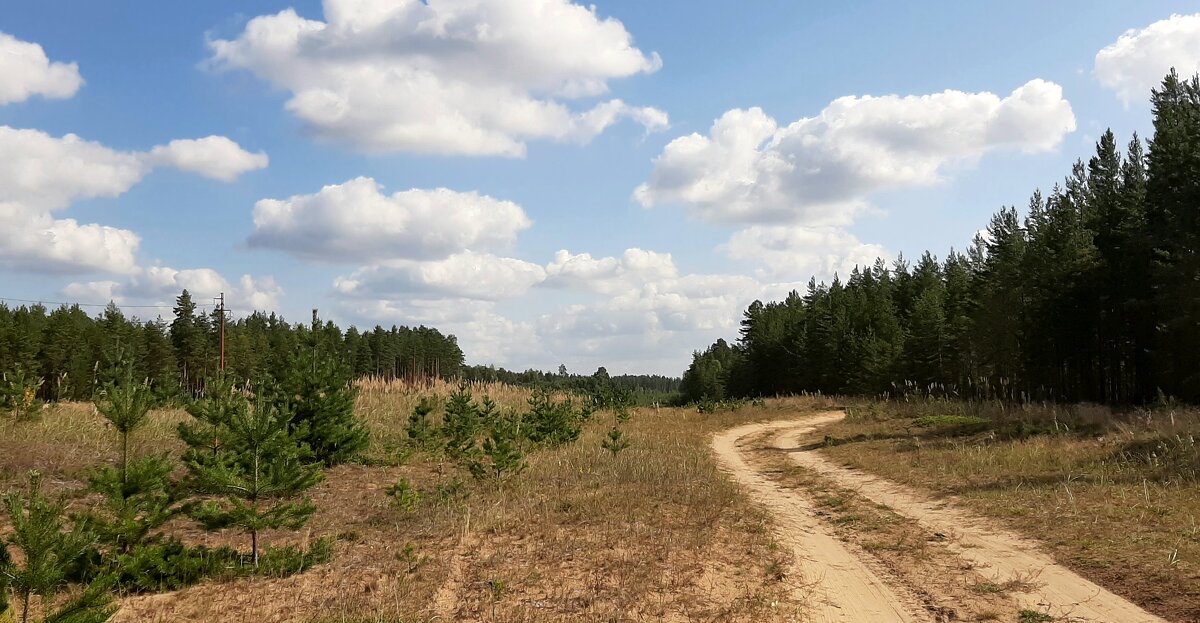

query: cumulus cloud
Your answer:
[0,126,149,212]
[0,126,267,274]
[544,248,677,294]
[64,266,283,312]
[0,32,83,105]
[342,298,544,366]
[723,225,887,280]
[1095,13,1200,106]
[208,0,666,156]
[535,269,794,373]
[635,80,1076,224]
[0,203,140,273]
[334,251,546,300]
[147,136,269,181]
[248,177,532,262]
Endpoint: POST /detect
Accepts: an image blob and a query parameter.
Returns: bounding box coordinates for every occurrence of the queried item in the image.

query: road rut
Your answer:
[714,412,1170,623]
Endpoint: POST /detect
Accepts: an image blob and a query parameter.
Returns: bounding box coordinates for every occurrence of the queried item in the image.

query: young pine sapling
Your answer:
[0,472,116,623]
[180,379,323,567]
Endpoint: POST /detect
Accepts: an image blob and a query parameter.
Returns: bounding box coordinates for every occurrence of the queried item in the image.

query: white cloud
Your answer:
[331,243,797,373]
[208,0,666,156]
[342,298,544,366]
[0,126,266,274]
[635,80,1076,224]
[544,248,676,294]
[248,177,532,262]
[1095,13,1200,106]
[723,225,887,280]
[0,126,149,212]
[147,136,269,181]
[64,266,283,313]
[0,32,83,105]
[334,251,546,300]
[535,269,795,373]
[0,203,140,273]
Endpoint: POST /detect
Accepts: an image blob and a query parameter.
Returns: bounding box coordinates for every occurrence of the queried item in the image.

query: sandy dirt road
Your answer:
[713,420,933,622]
[713,412,1169,623]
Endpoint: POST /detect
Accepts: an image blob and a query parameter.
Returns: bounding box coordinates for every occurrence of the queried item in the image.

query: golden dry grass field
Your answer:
[0,383,828,623]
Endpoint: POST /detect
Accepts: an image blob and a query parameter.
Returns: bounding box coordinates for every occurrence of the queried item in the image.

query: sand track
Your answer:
[713,412,1169,623]
[713,420,932,622]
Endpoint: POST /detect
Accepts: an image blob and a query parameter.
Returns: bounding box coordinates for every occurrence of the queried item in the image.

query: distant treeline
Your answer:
[0,290,464,401]
[683,71,1200,405]
[461,364,680,402]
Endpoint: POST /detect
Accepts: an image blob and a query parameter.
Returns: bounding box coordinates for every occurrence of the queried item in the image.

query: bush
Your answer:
[107,540,231,594]
[468,414,527,482]
[405,398,438,450]
[1,367,44,421]
[523,390,585,446]
[1114,434,1200,482]
[385,478,420,512]
[106,538,334,593]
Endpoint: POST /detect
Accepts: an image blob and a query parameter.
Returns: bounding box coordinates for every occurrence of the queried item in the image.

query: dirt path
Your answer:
[718,412,1169,623]
[713,421,934,622]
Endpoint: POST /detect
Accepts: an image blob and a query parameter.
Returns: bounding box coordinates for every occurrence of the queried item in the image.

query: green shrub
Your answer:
[270,350,368,466]
[385,478,420,512]
[601,426,631,458]
[468,414,527,482]
[523,390,585,445]
[405,398,438,450]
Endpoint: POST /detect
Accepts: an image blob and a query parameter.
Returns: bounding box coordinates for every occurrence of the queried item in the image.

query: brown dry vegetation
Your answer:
[0,385,823,622]
[816,399,1200,622]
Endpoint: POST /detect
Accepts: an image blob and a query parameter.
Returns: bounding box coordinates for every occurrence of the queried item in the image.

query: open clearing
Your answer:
[715,412,1170,623]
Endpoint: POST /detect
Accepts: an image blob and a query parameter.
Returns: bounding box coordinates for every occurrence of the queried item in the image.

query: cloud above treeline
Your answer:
[208,0,668,157]
[1095,13,1200,106]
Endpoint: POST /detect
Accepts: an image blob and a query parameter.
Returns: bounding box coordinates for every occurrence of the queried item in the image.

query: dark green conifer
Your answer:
[179,379,323,566]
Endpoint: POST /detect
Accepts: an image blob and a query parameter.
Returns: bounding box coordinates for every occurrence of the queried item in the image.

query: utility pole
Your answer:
[218,292,226,371]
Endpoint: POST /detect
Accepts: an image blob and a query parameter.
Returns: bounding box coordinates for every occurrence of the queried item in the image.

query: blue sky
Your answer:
[2,1,1199,375]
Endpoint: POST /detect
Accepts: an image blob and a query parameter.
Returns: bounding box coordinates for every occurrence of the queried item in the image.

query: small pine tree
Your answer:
[272,350,368,466]
[384,478,420,512]
[1,472,116,623]
[601,426,631,458]
[179,381,323,567]
[89,364,177,555]
[523,390,583,446]
[1,368,43,422]
[93,367,156,487]
[84,457,175,555]
[442,387,481,459]
[405,398,437,449]
[468,415,526,481]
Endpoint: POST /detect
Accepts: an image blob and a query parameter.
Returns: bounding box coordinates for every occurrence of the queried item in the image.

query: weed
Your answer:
[385,478,420,512]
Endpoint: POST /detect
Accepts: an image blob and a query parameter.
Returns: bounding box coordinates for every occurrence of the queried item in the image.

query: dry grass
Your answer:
[1,386,816,622]
[817,398,1200,622]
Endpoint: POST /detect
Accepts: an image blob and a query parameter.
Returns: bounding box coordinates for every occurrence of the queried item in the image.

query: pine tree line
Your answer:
[682,71,1200,405]
[0,290,465,401]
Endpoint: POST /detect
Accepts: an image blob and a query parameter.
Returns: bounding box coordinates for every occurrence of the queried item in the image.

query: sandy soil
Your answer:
[715,412,1170,623]
[713,420,932,622]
